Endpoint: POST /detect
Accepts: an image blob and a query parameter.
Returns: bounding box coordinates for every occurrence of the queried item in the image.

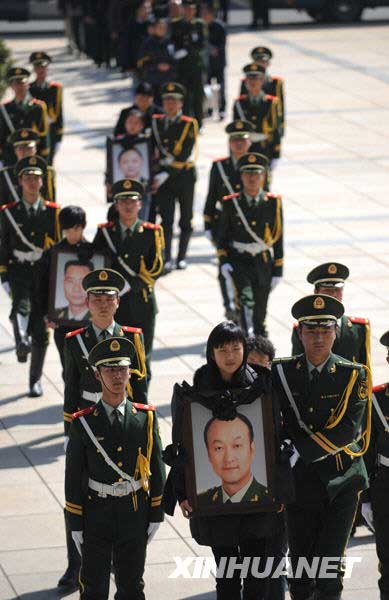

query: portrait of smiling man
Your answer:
[198,413,267,506]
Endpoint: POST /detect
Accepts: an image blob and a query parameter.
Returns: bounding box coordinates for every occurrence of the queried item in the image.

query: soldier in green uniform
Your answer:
[240,46,285,141]
[29,52,64,165]
[217,152,283,336]
[0,67,49,166]
[65,337,165,599]
[361,330,389,600]
[0,128,56,205]
[0,155,60,396]
[272,294,371,600]
[291,262,371,372]
[93,179,164,378]
[59,268,147,591]
[233,63,280,167]
[204,119,253,320]
[170,0,206,128]
[151,82,198,272]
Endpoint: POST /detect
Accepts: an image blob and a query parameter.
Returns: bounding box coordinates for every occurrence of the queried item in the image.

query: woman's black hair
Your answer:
[59,205,86,229]
[206,321,247,365]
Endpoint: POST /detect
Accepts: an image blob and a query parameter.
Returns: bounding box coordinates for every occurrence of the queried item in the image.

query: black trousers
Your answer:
[80,530,147,599]
[153,168,195,263]
[251,0,270,27]
[212,534,285,600]
[371,470,389,599]
[286,486,359,600]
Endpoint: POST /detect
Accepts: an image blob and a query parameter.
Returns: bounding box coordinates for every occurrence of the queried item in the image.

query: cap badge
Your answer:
[123,180,132,190]
[313,297,325,310]
[250,64,256,71]
[29,157,37,165]
[328,264,337,274]
[248,154,256,163]
[99,270,108,281]
[167,83,174,91]
[236,121,243,129]
[110,340,120,352]
[21,130,28,138]
[15,68,21,75]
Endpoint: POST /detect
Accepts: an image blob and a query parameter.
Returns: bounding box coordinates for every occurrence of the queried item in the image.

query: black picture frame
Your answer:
[48,247,110,328]
[106,136,152,203]
[182,394,279,517]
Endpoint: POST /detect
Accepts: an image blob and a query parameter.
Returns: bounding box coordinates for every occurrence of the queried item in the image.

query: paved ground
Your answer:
[1,11,389,599]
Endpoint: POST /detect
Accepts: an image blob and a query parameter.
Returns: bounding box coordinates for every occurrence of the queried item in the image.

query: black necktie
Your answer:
[100,329,108,341]
[111,409,123,439]
[225,498,232,504]
[310,368,320,391]
[29,207,35,219]
[251,197,256,208]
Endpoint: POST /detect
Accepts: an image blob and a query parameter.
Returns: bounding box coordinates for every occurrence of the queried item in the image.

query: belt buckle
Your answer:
[113,481,128,497]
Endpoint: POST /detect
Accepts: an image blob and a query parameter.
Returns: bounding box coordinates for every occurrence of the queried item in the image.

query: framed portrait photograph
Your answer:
[182,395,278,517]
[48,248,110,327]
[106,136,151,203]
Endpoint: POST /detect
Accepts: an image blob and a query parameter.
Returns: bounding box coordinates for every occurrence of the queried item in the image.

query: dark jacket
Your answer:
[163,359,293,547]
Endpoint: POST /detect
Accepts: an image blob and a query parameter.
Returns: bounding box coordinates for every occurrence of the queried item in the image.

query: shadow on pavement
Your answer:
[0,405,61,429]
[0,432,64,469]
[152,342,206,362]
[0,392,27,407]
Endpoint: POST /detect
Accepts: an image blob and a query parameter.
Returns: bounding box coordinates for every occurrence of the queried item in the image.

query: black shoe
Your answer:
[176,260,187,270]
[57,565,79,590]
[16,340,31,363]
[29,381,43,398]
[162,260,173,275]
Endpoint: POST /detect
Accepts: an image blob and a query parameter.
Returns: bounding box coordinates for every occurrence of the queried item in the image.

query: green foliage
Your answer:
[0,38,13,101]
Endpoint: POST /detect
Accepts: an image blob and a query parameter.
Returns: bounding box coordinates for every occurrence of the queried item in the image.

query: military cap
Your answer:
[29,52,52,66]
[307,263,350,288]
[243,63,266,77]
[251,46,273,62]
[88,337,135,368]
[7,67,30,83]
[135,81,154,96]
[292,294,344,326]
[15,155,47,177]
[8,128,39,147]
[82,268,125,295]
[225,120,254,139]
[160,82,186,99]
[379,331,389,348]
[59,205,86,230]
[238,152,268,173]
[112,178,145,201]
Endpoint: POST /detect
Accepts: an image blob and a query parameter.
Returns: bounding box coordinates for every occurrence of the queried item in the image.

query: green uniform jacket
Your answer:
[0,164,56,205]
[63,322,148,434]
[361,382,389,502]
[291,315,371,370]
[0,199,60,283]
[272,353,369,502]
[240,74,285,138]
[0,98,49,165]
[197,477,268,508]
[233,94,280,160]
[203,156,241,240]
[217,190,283,277]
[151,113,198,175]
[30,80,64,145]
[65,399,166,534]
[170,17,206,72]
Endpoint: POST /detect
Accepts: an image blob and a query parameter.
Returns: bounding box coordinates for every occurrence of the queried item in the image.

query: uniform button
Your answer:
[251,221,256,226]
[124,254,128,258]
[309,424,313,430]
[118,477,123,482]
[117,461,123,467]
[96,449,100,453]
[309,407,313,413]
[31,232,35,236]
[117,446,122,452]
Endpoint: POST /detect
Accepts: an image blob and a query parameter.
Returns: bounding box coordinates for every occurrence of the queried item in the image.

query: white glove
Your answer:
[72,530,83,555]
[204,230,213,242]
[361,502,374,532]
[64,436,69,453]
[271,276,282,291]
[270,158,280,171]
[174,49,188,60]
[289,446,300,468]
[221,263,233,278]
[119,280,131,297]
[147,522,160,544]
[2,281,11,296]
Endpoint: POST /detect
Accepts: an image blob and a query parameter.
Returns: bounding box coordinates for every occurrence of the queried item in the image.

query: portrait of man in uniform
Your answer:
[54,260,93,321]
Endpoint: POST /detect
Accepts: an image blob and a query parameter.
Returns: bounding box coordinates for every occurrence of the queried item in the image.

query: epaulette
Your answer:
[348,316,369,325]
[98,221,114,229]
[122,325,143,334]
[237,95,247,100]
[181,115,194,123]
[65,327,86,339]
[223,192,240,201]
[272,75,283,81]
[50,81,62,87]
[293,321,298,329]
[266,94,277,101]
[213,156,228,163]
[72,405,95,420]
[44,201,60,209]
[152,113,165,119]
[132,402,155,411]
[373,383,387,393]
[266,192,281,200]
[1,201,17,211]
[142,222,161,230]
[336,359,363,370]
[273,356,296,364]
[31,98,45,106]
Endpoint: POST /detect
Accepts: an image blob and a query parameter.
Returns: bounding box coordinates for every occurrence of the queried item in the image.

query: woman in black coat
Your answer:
[163,321,293,600]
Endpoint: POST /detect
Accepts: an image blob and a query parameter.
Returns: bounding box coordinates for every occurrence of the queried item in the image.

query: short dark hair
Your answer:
[64,260,93,275]
[206,321,246,361]
[204,413,254,449]
[246,335,275,362]
[59,205,86,230]
[118,146,143,163]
